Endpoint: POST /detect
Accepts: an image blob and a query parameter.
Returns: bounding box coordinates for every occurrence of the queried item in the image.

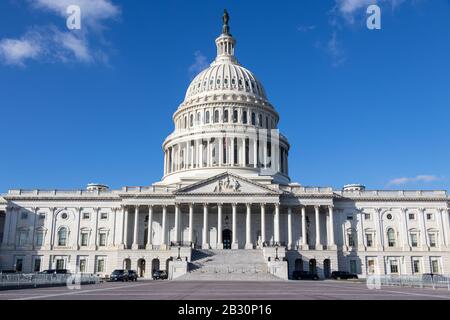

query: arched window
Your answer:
[58,227,67,246]
[258,114,263,127]
[233,109,238,123]
[251,112,256,125]
[205,111,210,124]
[197,112,201,124]
[387,228,396,247]
[347,228,356,247]
[184,116,187,129]
[223,110,229,123]
[214,110,220,123]
[190,114,194,127]
[243,111,248,124]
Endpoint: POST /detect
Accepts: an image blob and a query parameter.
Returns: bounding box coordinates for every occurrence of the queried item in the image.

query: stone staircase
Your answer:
[176,249,283,281]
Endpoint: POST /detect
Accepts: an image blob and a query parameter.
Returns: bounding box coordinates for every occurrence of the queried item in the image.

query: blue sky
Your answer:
[0,0,449,192]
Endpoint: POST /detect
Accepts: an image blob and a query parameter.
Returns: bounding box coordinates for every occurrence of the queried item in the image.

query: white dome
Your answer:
[185,62,267,100]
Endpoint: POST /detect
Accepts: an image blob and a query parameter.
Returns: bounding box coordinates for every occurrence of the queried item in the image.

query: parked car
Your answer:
[331,271,358,280]
[109,269,129,282]
[152,270,168,280]
[127,270,138,281]
[292,271,319,280]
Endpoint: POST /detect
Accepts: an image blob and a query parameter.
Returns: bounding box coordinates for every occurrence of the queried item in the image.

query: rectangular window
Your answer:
[56,259,65,270]
[36,232,44,247]
[410,233,418,247]
[350,260,357,274]
[364,213,371,220]
[431,259,440,274]
[390,260,399,274]
[81,233,88,247]
[38,213,46,220]
[18,232,27,246]
[100,212,108,220]
[97,258,105,273]
[413,259,421,274]
[368,260,375,274]
[408,213,415,220]
[348,233,355,247]
[429,234,437,247]
[426,213,433,220]
[15,258,23,272]
[33,258,41,272]
[79,259,87,273]
[346,215,353,221]
[21,212,28,220]
[99,233,107,247]
[366,234,373,247]
[83,212,90,219]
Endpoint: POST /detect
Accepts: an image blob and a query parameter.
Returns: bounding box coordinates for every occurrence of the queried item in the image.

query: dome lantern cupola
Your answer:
[213,9,237,65]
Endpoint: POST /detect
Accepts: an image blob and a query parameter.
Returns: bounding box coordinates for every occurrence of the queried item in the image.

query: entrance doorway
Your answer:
[138,259,146,278]
[223,229,232,249]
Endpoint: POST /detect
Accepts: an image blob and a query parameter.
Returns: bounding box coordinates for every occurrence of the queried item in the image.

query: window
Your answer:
[409,213,415,220]
[412,259,421,274]
[390,260,399,274]
[61,212,68,220]
[410,233,418,247]
[258,114,263,127]
[36,232,44,247]
[368,260,375,274]
[364,213,371,220]
[38,213,46,220]
[214,110,220,123]
[429,233,437,247]
[21,212,28,220]
[83,212,90,220]
[190,114,194,127]
[251,112,256,125]
[58,228,67,246]
[233,109,238,123]
[350,260,357,274]
[348,232,355,247]
[265,117,269,129]
[223,110,229,123]
[15,258,23,272]
[366,234,373,247]
[79,259,87,273]
[426,213,433,220]
[205,111,210,124]
[431,259,440,274]
[97,258,105,273]
[386,214,393,220]
[346,215,353,221]
[56,259,65,270]
[387,228,396,247]
[81,233,89,247]
[243,111,248,124]
[18,231,27,246]
[33,258,41,272]
[100,212,108,220]
[99,233,107,247]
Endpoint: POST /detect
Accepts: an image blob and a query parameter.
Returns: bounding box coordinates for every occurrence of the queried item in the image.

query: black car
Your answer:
[109,269,129,282]
[292,271,319,280]
[127,270,138,281]
[152,270,168,280]
[331,271,358,280]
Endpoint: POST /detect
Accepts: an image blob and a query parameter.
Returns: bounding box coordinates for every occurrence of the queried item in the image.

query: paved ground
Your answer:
[1,280,450,300]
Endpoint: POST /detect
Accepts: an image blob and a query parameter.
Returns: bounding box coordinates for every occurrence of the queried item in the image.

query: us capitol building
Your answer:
[1,12,449,280]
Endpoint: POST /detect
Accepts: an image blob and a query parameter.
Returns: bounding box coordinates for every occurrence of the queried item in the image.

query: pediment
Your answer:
[175,172,281,195]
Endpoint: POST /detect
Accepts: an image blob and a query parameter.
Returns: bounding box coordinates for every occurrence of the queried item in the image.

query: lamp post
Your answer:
[275,244,280,261]
[177,245,182,261]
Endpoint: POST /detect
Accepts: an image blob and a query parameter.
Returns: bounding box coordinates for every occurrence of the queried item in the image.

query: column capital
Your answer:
[217,203,223,208]
[274,203,280,208]
[147,204,153,210]
[111,207,120,212]
[418,207,425,213]
[328,205,334,210]
[188,203,194,209]
[400,207,408,213]
[246,203,252,208]
[232,203,238,208]
[260,203,266,208]
[314,205,320,211]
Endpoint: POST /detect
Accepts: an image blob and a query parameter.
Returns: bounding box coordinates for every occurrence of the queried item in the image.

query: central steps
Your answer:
[176,249,283,281]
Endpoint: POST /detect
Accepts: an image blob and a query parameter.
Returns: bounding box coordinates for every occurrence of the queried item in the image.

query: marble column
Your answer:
[217,204,223,249]
[419,208,428,250]
[274,204,280,245]
[174,204,180,245]
[121,206,127,249]
[161,205,167,248]
[231,137,235,166]
[438,209,448,248]
[232,203,238,249]
[301,206,307,249]
[219,137,223,166]
[287,206,293,249]
[253,138,258,168]
[132,205,139,250]
[188,204,194,246]
[260,204,266,247]
[202,204,209,249]
[245,203,253,249]
[315,205,323,250]
[146,205,153,249]
[328,205,336,249]
[374,208,383,250]
[401,208,410,251]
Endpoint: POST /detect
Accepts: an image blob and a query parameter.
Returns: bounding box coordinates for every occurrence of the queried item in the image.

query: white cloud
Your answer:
[327,31,346,67]
[188,51,209,77]
[0,37,42,66]
[387,175,442,186]
[334,0,406,24]
[0,0,120,67]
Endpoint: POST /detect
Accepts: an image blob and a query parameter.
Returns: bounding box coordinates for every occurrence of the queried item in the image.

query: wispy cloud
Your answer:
[327,31,346,67]
[297,25,316,33]
[188,51,209,77]
[333,0,406,24]
[0,0,120,67]
[387,175,442,186]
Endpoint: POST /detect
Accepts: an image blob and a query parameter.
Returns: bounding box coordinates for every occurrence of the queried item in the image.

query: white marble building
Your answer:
[1,13,449,280]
